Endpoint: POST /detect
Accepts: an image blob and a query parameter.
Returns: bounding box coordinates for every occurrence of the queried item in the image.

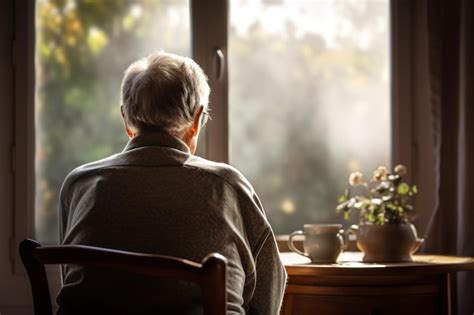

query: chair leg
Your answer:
[19,239,54,315]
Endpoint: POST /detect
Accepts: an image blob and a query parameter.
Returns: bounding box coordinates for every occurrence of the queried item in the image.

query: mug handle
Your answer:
[288,230,308,257]
[411,238,425,254]
[338,229,346,251]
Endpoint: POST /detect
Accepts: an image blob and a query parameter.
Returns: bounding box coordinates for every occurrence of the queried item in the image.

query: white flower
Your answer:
[372,166,388,181]
[349,171,365,186]
[371,198,383,205]
[394,164,407,176]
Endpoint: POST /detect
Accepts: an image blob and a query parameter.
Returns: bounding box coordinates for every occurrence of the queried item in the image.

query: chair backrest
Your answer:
[19,239,227,315]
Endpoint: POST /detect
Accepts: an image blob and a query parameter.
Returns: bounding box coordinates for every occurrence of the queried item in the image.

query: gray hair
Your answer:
[121,52,210,136]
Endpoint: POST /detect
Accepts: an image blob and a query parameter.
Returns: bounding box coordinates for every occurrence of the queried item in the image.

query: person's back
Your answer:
[58,52,287,314]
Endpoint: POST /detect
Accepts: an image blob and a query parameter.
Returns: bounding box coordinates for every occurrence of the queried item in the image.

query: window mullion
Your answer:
[191,0,229,163]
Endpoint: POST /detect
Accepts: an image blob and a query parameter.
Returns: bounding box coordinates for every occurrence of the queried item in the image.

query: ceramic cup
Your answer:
[288,224,344,263]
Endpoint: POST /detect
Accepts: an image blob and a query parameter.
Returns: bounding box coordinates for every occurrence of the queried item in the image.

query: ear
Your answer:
[121,105,135,139]
[187,106,204,139]
[182,106,204,154]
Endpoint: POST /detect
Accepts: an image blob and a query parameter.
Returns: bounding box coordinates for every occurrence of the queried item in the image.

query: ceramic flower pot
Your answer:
[351,223,424,263]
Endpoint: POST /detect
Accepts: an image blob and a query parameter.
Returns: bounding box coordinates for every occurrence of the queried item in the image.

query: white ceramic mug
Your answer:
[288,224,344,263]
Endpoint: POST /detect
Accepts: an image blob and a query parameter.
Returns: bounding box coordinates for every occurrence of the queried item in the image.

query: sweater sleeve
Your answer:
[58,178,71,283]
[248,230,287,315]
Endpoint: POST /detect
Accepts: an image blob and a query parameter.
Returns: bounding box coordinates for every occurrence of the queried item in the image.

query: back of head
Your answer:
[121,52,210,137]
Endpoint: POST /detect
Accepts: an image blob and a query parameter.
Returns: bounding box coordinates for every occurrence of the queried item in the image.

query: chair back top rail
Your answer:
[20,240,227,286]
[31,245,207,282]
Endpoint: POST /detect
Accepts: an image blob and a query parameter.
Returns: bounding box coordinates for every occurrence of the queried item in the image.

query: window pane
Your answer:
[229,0,390,234]
[35,0,190,243]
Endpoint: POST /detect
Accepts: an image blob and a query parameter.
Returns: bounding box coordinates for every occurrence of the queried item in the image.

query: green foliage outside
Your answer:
[36,0,189,242]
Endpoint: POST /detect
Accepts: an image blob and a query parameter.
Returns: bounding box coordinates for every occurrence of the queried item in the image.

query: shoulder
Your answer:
[185,155,270,229]
[184,155,255,197]
[60,153,122,197]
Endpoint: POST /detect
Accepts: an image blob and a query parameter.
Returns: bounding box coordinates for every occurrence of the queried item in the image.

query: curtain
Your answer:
[422,0,474,313]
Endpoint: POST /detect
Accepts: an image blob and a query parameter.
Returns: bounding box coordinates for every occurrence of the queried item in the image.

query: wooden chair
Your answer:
[19,239,227,315]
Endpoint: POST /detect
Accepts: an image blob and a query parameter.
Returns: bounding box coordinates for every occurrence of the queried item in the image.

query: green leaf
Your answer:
[338,194,347,203]
[347,198,356,208]
[357,198,371,209]
[367,212,375,222]
[397,183,410,195]
[412,185,418,193]
[336,202,348,212]
[354,198,370,209]
[344,212,350,220]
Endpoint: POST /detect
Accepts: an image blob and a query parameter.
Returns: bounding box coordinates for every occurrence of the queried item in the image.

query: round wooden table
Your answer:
[280,252,474,315]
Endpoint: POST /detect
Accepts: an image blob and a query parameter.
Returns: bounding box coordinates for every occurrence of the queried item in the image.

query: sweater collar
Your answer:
[123,131,191,154]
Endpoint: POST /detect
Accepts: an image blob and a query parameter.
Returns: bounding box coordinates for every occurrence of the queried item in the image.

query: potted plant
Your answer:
[336,165,424,262]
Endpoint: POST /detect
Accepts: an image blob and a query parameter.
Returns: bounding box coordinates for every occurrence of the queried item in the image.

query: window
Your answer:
[35,0,190,243]
[229,0,390,233]
[15,0,392,249]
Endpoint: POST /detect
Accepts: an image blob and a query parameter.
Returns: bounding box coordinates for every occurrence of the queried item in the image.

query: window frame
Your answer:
[192,0,229,163]
[11,0,424,272]
[391,0,417,183]
[12,0,36,274]
[11,0,229,274]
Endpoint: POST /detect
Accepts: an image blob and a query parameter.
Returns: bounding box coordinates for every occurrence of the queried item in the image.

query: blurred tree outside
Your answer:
[35,0,190,243]
[229,0,390,233]
[35,0,390,242]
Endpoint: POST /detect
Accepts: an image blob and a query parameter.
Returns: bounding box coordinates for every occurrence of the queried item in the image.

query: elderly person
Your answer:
[57,52,287,314]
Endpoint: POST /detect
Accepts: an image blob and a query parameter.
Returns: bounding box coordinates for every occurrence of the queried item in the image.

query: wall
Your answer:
[0,1,32,314]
